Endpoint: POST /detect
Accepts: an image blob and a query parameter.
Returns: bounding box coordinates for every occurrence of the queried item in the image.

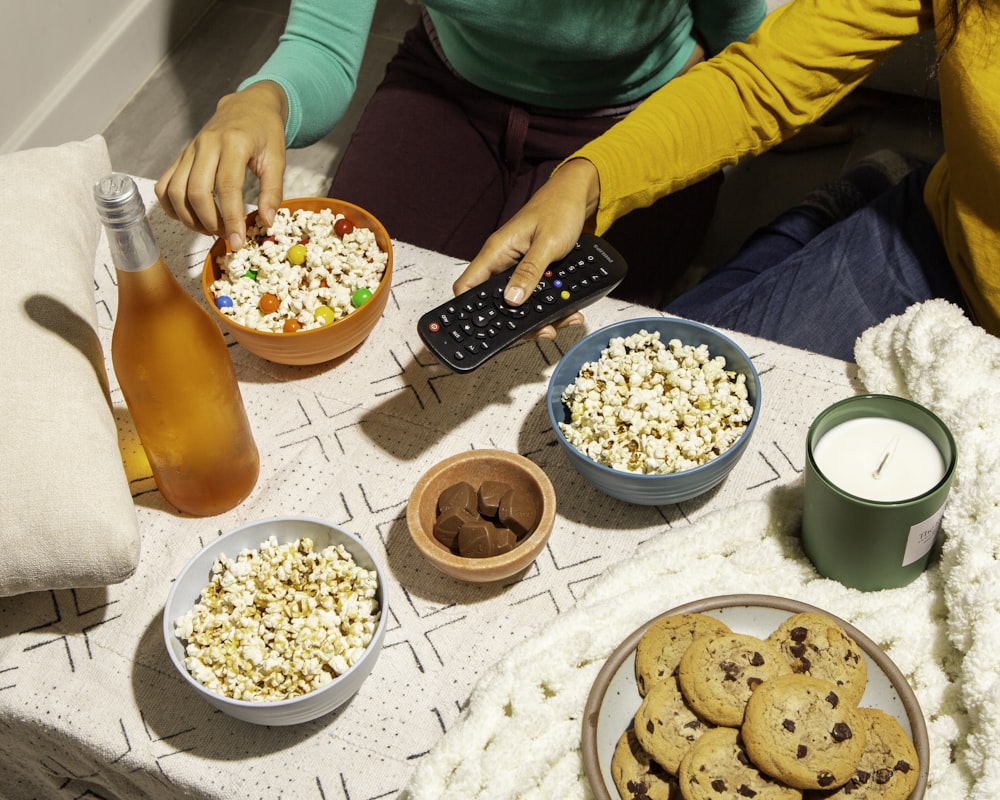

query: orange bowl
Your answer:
[406,449,557,583]
[202,197,393,365]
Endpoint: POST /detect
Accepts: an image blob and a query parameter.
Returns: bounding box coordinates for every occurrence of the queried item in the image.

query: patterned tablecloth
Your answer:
[0,178,879,799]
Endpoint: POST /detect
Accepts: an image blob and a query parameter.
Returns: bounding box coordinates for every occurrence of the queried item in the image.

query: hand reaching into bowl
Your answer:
[155,81,289,251]
[454,158,602,340]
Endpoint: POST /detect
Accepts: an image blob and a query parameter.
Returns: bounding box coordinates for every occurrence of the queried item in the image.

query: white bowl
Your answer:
[163,516,388,725]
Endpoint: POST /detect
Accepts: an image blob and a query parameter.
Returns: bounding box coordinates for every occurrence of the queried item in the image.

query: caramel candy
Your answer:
[498,488,539,538]
[433,507,476,550]
[457,520,518,558]
[437,481,477,515]
[478,480,512,517]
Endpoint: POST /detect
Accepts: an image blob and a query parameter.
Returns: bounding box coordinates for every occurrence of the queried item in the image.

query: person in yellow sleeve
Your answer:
[457,0,998,362]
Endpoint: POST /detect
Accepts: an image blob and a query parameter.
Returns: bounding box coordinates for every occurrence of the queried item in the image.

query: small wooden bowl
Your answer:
[202,197,393,365]
[406,449,557,583]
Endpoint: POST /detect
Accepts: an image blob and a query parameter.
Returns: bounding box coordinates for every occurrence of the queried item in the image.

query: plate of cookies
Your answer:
[582,594,928,800]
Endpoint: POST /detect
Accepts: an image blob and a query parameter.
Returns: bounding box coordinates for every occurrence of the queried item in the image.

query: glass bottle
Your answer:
[94,174,259,516]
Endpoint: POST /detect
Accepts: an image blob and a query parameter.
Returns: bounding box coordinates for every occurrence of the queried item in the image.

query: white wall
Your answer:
[2,0,210,154]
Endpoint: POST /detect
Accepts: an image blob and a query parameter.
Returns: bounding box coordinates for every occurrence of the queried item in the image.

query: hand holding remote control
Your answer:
[418,234,627,373]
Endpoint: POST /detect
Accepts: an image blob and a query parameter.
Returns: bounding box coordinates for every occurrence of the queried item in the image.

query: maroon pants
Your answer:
[329,19,722,308]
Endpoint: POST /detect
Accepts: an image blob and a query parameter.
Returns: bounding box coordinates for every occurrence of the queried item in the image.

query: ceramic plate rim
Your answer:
[581,593,928,799]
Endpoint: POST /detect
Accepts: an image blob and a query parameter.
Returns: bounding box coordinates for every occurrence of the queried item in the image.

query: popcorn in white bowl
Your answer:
[174,535,380,702]
[163,517,388,725]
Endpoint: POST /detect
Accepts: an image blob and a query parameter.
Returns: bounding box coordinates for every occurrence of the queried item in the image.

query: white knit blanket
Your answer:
[406,299,1000,799]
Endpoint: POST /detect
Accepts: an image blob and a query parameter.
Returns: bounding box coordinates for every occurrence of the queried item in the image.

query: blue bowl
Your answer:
[547,317,761,505]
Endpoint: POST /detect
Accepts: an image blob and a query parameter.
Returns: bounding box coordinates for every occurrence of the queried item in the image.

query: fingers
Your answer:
[454,227,521,295]
[461,159,600,300]
[254,156,286,231]
[457,226,567,303]
[214,147,255,250]
[155,82,290,245]
[156,148,218,237]
[155,138,233,239]
[453,158,599,342]
[532,312,585,341]
[501,234,571,307]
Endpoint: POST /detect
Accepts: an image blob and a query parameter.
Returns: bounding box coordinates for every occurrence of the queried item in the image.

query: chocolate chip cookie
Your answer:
[767,612,868,707]
[677,726,802,800]
[634,675,716,775]
[803,708,919,800]
[611,724,682,800]
[742,674,867,791]
[635,613,733,697]
[677,632,792,727]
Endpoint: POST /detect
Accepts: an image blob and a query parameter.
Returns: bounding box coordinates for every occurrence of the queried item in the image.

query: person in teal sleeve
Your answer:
[157,1,768,306]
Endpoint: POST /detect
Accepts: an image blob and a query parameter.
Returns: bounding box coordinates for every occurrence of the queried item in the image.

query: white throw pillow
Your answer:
[0,135,140,596]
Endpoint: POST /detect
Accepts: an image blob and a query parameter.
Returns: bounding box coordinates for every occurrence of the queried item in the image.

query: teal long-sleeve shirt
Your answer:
[242,0,767,148]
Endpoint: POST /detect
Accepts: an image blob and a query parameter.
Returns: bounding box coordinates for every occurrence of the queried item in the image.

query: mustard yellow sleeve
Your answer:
[577,0,933,234]
[923,3,1000,335]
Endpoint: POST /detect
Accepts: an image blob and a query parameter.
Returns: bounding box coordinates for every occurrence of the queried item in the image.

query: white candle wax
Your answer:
[812,416,946,502]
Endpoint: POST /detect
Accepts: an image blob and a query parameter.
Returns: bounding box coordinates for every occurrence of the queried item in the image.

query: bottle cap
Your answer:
[94,173,159,271]
[94,173,146,229]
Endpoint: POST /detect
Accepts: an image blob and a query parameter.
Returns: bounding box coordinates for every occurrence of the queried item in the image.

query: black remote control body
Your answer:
[418,233,628,373]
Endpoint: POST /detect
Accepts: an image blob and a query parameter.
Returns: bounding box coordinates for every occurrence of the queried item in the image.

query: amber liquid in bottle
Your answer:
[95,174,259,516]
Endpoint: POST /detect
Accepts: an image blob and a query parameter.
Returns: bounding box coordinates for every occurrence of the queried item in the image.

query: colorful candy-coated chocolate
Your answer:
[314,305,336,325]
[214,295,234,309]
[282,318,303,333]
[351,288,373,308]
[286,244,307,265]
[259,293,280,314]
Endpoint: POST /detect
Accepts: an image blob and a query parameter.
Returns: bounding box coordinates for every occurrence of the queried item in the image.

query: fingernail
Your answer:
[505,286,525,305]
[228,232,243,251]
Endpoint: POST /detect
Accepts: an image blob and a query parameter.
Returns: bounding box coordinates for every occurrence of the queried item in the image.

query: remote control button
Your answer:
[472,308,496,327]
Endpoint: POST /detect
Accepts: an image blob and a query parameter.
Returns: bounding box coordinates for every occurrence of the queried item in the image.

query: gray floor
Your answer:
[101,0,945,273]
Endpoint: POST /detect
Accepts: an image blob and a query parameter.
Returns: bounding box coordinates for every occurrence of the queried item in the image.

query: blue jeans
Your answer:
[665,165,968,361]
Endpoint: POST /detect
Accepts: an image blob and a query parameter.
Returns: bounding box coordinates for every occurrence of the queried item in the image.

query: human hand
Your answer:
[455,158,601,339]
[155,81,289,250]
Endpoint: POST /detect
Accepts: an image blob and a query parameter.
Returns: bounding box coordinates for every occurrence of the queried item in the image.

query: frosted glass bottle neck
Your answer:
[94,173,161,273]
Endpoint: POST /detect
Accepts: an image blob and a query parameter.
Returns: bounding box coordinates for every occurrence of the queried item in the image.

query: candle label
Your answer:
[902,505,946,566]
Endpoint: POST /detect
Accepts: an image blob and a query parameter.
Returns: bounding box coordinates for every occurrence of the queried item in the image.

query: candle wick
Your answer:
[872,435,900,480]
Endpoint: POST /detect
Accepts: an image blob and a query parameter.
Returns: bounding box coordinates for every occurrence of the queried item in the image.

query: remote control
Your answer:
[418,233,628,373]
